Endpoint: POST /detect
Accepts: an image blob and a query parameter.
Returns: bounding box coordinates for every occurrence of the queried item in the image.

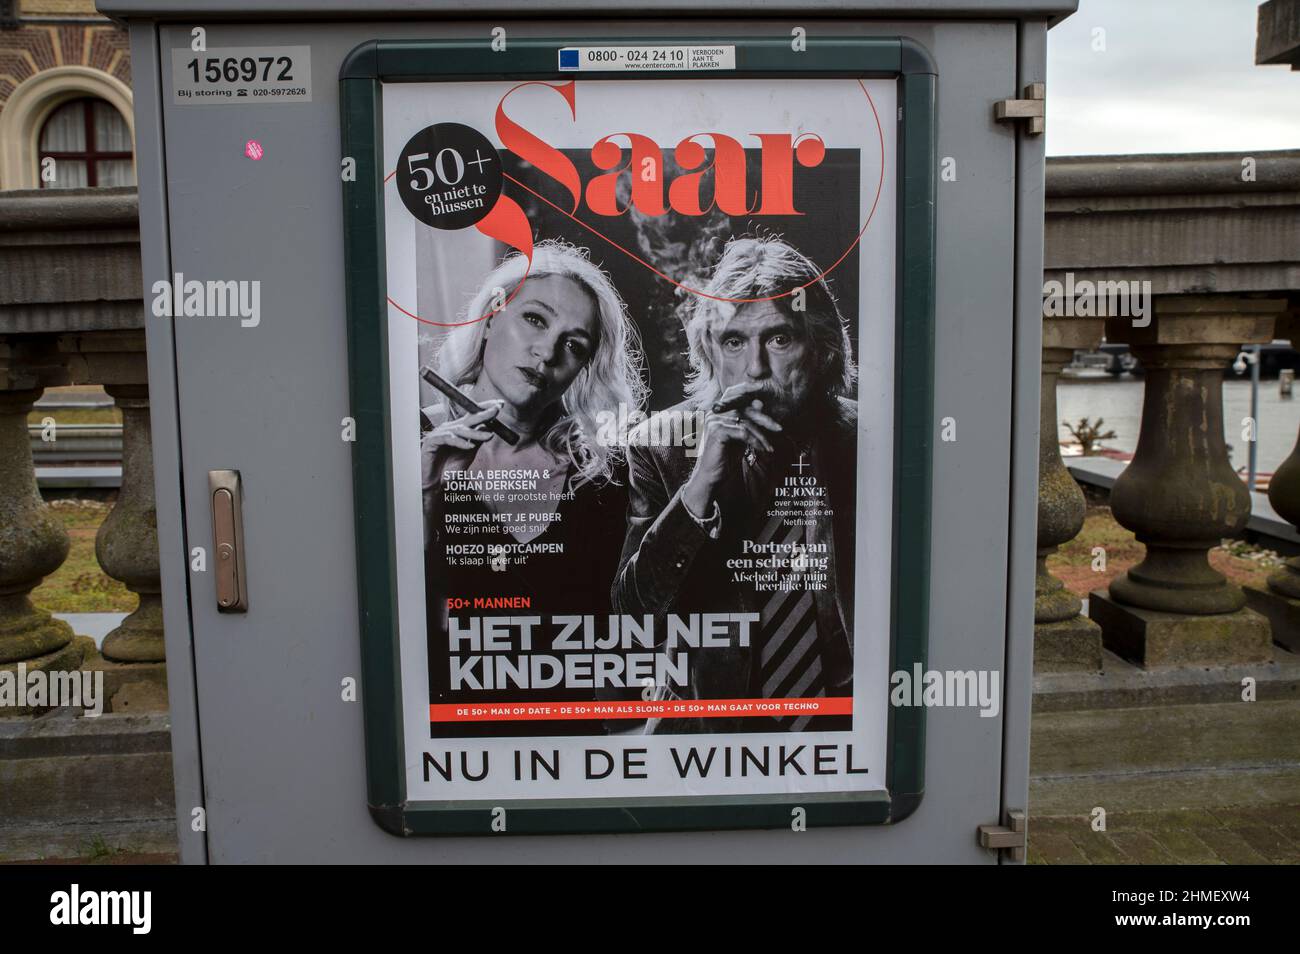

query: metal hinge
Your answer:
[993,83,1045,135]
[978,809,1027,861]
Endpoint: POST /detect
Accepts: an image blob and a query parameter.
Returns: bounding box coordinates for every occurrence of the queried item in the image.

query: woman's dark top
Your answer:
[424,442,630,739]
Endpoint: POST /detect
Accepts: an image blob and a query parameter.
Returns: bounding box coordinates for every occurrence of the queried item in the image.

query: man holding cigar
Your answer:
[612,235,858,733]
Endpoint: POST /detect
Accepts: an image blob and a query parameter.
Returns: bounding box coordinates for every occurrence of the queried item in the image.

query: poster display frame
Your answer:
[339,34,937,836]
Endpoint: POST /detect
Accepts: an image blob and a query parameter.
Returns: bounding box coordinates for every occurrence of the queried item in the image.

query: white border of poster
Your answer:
[380,76,897,802]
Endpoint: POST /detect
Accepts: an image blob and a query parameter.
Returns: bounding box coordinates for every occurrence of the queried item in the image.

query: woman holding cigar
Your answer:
[420,240,646,736]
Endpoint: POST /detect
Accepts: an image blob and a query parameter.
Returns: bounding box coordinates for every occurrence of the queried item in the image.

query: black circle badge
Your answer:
[395,123,503,230]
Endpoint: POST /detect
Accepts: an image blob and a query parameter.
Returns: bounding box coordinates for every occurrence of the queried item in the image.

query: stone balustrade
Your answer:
[0,187,164,713]
[1035,316,1104,672]
[1037,150,1300,673]
[1090,298,1284,667]
[0,338,78,678]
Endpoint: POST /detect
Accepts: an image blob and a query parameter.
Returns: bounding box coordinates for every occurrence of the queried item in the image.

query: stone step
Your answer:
[0,710,169,758]
[0,819,178,864]
[1033,645,1300,711]
[0,750,174,827]
[1027,767,1300,864]
[1031,765,1300,818]
[1030,699,1300,777]
[0,711,176,861]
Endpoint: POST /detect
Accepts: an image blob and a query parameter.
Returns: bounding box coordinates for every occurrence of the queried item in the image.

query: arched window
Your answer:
[38,97,135,189]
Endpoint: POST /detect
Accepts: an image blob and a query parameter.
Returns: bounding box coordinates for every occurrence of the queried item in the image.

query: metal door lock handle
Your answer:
[209,470,249,612]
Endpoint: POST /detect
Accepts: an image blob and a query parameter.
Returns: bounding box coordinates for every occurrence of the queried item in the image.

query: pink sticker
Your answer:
[244,140,264,161]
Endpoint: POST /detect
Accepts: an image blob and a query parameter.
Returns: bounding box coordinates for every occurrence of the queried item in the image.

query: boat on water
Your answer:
[1237,468,1274,492]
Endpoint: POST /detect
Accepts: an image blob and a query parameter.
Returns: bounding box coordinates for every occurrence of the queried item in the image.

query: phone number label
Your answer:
[558,45,735,72]
[171,46,312,105]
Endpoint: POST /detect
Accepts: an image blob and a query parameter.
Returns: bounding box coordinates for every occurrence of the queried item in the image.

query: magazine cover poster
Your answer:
[382,75,898,802]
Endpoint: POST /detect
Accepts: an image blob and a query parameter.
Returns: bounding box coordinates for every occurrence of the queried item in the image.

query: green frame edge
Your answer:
[339,34,936,838]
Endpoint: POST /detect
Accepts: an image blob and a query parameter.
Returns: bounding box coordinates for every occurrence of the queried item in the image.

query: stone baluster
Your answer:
[0,339,85,696]
[62,332,165,667]
[1035,316,1104,672]
[1245,306,1300,651]
[1089,296,1286,667]
[96,383,163,662]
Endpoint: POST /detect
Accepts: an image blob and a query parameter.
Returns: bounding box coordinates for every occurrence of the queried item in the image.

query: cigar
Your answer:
[420,367,520,446]
[711,391,766,414]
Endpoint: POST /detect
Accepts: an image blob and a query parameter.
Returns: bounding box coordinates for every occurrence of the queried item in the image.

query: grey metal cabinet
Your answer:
[107,0,1069,863]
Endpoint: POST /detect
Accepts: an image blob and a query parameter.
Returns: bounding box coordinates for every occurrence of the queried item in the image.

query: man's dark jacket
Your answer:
[611,396,858,723]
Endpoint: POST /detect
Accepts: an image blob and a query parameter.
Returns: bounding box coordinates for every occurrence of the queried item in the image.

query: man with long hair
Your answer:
[613,234,858,734]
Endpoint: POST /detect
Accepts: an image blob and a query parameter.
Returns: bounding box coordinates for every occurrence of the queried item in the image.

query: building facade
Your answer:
[0,0,133,190]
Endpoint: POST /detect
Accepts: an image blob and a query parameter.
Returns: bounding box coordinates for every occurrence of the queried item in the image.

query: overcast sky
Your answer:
[1047,0,1300,155]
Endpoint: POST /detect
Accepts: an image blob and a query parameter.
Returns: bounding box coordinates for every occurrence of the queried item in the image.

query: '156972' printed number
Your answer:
[186,56,293,83]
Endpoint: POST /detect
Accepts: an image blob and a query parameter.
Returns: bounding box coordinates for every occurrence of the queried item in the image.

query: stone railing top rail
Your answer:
[1046,150,1300,198]
[2,153,1294,219]
[0,187,139,234]
[0,187,144,336]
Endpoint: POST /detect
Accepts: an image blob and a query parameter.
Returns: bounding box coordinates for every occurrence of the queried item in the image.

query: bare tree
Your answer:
[1063,417,1117,456]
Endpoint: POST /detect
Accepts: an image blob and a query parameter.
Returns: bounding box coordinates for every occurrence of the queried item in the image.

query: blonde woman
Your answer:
[421,240,646,736]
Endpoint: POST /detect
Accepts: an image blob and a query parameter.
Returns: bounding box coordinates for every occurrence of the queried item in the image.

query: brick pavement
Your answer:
[1029,804,1300,864]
